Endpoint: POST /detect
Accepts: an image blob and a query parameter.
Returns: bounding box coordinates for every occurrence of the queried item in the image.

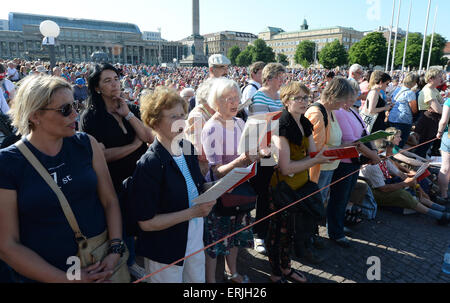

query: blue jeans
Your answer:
[389,122,412,148]
[317,170,334,204]
[327,162,360,240]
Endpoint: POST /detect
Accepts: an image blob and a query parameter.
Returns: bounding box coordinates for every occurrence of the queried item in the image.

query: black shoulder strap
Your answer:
[311,102,328,128]
[241,82,259,93]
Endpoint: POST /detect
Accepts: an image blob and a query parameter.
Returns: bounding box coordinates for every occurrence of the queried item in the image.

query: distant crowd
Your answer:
[0,55,449,284]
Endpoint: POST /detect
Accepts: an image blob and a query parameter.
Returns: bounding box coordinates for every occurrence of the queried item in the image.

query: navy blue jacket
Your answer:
[128,138,205,265]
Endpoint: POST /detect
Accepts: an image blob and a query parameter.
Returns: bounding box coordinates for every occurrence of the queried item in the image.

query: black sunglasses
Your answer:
[41,103,75,117]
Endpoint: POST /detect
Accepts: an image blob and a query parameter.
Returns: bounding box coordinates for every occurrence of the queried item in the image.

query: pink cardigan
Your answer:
[334,108,366,164]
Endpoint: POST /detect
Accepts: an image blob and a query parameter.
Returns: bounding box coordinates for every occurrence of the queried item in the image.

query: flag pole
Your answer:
[401,0,412,73]
[391,0,402,74]
[426,6,438,70]
[419,0,432,73]
[386,0,396,72]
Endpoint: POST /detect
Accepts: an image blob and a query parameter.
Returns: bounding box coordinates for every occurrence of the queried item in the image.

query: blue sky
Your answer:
[2,0,449,41]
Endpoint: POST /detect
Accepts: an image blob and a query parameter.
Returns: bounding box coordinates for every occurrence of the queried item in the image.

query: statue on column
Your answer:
[191,44,195,56]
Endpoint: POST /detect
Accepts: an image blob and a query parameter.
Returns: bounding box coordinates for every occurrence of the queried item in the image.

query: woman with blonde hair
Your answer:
[0,74,125,282]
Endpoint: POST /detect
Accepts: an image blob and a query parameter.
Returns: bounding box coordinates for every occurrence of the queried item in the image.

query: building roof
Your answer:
[8,12,141,34]
[260,26,285,34]
[444,42,450,55]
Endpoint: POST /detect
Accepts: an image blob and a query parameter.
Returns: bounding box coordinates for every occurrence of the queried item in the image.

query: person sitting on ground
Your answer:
[360,140,450,225]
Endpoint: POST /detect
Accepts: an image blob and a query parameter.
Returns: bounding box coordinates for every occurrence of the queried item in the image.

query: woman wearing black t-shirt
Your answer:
[80,63,153,194]
[80,63,154,277]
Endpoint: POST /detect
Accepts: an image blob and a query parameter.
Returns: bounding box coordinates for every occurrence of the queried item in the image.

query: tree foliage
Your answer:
[294,40,316,66]
[393,33,447,69]
[318,40,348,69]
[251,39,275,63]
[348,32,387,67]
[236,40,275,66]
[227,45,241,66]
[236,49,253,67]
[276,53,289,66]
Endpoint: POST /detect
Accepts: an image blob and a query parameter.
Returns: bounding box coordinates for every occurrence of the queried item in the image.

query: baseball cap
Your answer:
[208,54,231,68]
[75,78,85,85]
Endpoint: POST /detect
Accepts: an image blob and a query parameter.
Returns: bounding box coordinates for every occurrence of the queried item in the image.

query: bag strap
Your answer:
[15,140,87,242]
[311,102,328,128]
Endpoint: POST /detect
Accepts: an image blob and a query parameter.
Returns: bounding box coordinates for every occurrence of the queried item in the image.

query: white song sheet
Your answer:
[193,162,257,204]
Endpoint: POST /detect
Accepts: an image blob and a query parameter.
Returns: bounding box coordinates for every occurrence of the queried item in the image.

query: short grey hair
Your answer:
[195,78,216,106]
[207,78,241,111]
[349,64,363,75]
[180,87,195,98]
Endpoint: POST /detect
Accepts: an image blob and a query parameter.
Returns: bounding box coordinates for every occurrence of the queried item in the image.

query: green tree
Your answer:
[394,33,448,68]
[294,40,315,66]
[251,39,275,63]
[348,32,387,67]
[276,53,289,66]
[236,49,253,67]
[318,40,348,69]
[227,45,241,66]
[393,33,423,68]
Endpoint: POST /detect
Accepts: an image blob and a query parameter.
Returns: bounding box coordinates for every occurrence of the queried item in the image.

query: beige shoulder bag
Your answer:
[15,140,130,283]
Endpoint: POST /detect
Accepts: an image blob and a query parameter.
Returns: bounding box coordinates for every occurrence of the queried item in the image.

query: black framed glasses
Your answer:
[290,95,309,103]
[41,103,75,117]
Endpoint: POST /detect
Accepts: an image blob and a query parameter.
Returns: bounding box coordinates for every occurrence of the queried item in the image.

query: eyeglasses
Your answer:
[290,95,309,103]
[41,103,75,117]
[224,96,240,103]
[163,113,187,120]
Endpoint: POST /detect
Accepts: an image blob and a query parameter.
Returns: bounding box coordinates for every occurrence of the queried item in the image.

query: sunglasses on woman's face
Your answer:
[41,102,75,117]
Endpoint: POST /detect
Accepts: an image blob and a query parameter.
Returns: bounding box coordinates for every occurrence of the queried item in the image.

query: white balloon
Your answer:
[39,20,60,38]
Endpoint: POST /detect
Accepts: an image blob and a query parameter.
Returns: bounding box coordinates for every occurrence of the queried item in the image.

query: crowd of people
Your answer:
[0,54,449,283]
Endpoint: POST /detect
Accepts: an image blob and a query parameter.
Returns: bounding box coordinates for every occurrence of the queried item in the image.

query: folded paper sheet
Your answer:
[193,162,257,204]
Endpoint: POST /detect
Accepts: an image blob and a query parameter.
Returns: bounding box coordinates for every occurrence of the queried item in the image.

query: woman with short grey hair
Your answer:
[201,78,264,283]
[185,79,217,176]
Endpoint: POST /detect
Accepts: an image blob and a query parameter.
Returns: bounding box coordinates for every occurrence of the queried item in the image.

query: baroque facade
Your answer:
[203,31,257,57]
[259,20,364,67]
[0,12,183,65]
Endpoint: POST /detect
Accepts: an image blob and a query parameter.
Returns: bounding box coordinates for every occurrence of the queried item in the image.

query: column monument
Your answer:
[180,0,208,66]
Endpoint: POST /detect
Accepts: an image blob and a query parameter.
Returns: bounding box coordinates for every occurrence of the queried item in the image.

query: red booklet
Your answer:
[310,147,359,160]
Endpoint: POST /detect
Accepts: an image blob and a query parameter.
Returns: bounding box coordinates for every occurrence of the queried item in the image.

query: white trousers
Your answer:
[143,251,205,283]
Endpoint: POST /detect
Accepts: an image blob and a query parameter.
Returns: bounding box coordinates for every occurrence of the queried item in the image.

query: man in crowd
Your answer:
[240,61,265,117]
[348,64,364,108]
[188,54,231,112]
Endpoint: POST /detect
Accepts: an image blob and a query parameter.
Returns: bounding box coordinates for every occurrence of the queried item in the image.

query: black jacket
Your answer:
[128,138,205,265]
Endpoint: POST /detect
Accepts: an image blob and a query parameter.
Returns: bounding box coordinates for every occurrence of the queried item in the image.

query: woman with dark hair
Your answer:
[80,63,153,278]
[80,63,153,194]
[361,71,393,133]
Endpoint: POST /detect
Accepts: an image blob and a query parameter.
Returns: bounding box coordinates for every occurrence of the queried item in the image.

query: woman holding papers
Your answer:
[247,63,286,255]
[202,78,262,283]
[267,81,335,283]
[331,83,381,248]
[128,87,215,283]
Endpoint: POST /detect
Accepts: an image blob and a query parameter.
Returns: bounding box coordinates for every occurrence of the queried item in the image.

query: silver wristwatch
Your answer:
[125,111,135,121]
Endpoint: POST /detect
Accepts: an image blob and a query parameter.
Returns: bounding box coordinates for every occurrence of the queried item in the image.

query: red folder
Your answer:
[227,162,257,192]
[310,147,359,161]
[416,169,431,182]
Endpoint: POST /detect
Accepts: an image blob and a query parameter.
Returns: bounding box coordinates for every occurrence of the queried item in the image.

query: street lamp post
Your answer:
[39,20,60,75]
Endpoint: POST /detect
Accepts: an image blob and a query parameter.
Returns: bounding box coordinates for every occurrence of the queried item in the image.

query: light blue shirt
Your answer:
[388,87,415,125]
